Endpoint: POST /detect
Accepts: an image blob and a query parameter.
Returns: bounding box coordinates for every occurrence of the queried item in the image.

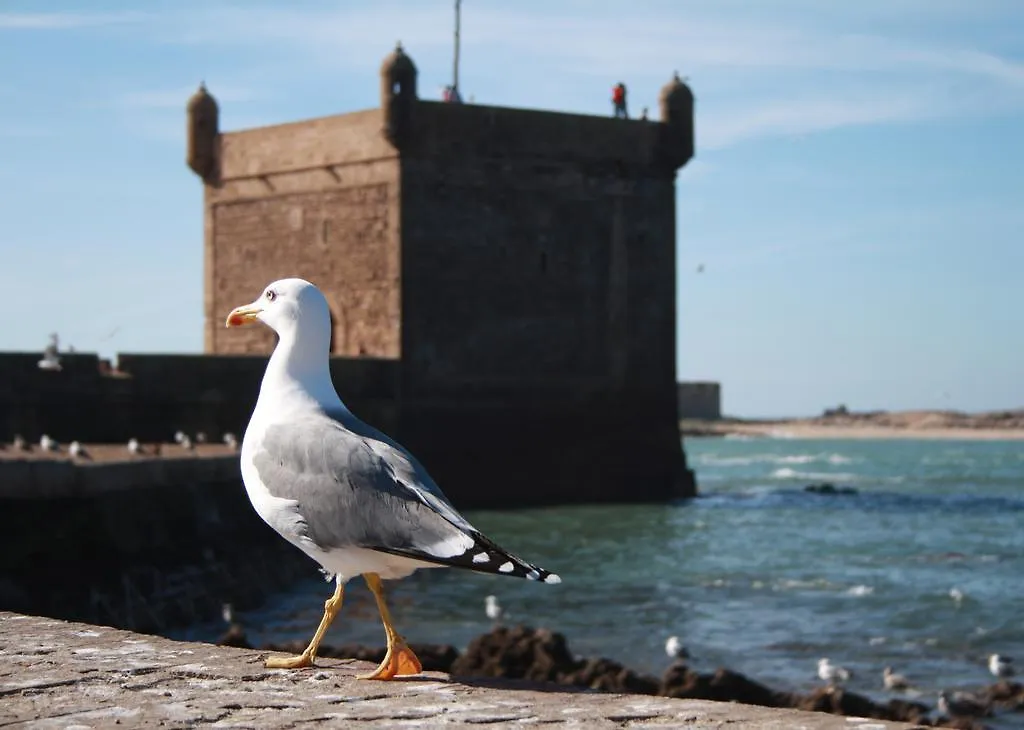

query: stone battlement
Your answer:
[0,612,919,729]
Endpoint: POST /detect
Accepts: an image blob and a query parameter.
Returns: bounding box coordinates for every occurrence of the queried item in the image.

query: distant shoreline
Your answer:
[681,408,1024,441]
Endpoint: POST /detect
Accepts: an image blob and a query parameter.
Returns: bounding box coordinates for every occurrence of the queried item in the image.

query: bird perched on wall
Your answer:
[817,657,852,686]
[127,438,144,456]
[68,441,89,460]
[223,432,239,451]
[39,434,58,452]
[988,653,1014,678]
[882,666,910,691]
[12,435,28,452]
[225,278,561,680]
[484,595,504,625]
[665,636,690,661]
[938,689,989,718]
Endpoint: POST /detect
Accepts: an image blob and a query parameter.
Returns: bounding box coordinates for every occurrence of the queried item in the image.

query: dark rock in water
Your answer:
[982,679,1024,710]
[799,687,930,724]
[449,625,658,694]
[804,482,858,495]
[660,663,795,707]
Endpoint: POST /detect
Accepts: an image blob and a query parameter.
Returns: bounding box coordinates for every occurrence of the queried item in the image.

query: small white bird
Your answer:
[173,430,187,444]
[938,689,988,718]
[39,434,58,452]
[223,432,239,450]
[484,595,504,623]
[127,438,142,455]
[68,441,88,459]
[882,666,909,691]
[12,434,28,452]
[180,435,194,451]
[665,635,690,660]
[988,653,1015,678]
[949,587,965,604]
[818,657,852,685]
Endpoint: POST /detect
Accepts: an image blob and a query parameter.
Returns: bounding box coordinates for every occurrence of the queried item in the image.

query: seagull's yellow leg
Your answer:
[357,572,423,680]
[265,580,345,669]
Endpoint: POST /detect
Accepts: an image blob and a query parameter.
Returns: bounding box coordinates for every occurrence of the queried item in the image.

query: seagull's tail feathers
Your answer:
[372,529,562,585]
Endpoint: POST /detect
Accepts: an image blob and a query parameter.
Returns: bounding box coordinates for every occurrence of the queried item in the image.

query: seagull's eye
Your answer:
[265,290,277,302]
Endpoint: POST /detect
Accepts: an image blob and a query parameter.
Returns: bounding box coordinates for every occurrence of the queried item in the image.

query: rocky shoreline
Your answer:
[681,408,1024,440]
[219,624,1022,729]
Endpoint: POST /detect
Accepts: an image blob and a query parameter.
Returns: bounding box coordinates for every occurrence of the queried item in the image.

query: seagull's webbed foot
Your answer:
[358,572,423,681]
[266,652,317,670]
[357,634,423,680]
[264,580,344,671]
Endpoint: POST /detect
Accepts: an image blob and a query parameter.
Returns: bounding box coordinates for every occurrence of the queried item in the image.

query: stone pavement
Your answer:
[1,612,924,729]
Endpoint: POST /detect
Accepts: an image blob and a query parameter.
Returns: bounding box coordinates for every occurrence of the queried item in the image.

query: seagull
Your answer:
[882,666,910,691]
[818,657,851,686]
[12,435,28,452]
[223,432,239,450]
[484,595,504,623]
[988,653,1015,678]
[665,636,690,660]
[68,441,89,460]
[174,430,187,444]
[37,333,62,372]
[127,438,143,456]
[949,587,965,604]
[39,434,58,452]
[225,279,561,680]
[938,689,988,718]
[180,435,194,451]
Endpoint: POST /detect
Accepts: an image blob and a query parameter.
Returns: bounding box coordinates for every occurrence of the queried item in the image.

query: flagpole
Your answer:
[453,0,461,92]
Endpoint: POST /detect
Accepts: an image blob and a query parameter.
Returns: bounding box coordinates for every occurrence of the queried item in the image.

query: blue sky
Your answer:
[1,1,1022,417]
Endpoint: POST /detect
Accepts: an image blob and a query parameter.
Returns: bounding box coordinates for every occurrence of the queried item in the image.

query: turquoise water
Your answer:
[186,437,1023,714]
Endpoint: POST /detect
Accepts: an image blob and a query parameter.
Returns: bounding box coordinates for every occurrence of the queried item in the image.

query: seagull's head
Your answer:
[225,278,330,341]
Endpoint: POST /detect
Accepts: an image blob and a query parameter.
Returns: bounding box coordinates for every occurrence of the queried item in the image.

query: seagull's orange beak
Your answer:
[225,303,262,328]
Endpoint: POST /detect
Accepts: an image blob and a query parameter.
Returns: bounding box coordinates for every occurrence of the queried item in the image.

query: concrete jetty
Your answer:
[1,612,923,729]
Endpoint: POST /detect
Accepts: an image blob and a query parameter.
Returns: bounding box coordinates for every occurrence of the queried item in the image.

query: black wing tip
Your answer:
[373,533,562,585]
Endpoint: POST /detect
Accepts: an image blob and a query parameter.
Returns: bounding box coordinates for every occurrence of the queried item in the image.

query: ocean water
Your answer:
[183,437,1023,719]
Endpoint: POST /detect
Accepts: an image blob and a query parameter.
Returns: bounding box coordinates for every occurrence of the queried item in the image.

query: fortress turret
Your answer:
[657,71,695,170]
[186,83,220,183]
[380,42,418,149]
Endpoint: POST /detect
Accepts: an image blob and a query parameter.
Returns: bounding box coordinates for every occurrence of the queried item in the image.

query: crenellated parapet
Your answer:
[186,82,220,184]
[380,42,418,150]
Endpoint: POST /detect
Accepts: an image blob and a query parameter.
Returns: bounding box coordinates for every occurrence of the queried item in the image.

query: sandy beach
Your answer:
[682,409,1024,441]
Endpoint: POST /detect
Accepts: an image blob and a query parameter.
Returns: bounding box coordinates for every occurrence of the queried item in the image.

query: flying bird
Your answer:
[225,278,561,680]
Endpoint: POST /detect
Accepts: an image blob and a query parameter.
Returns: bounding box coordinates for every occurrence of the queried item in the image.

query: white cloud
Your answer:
[0,12,145,30]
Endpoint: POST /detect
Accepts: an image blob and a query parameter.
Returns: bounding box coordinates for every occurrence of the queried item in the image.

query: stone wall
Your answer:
[678,381,722,421]
[206,109,401,357]
[0,352,398,443]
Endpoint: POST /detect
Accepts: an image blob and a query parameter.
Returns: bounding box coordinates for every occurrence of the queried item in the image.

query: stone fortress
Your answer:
[2,43,698,507]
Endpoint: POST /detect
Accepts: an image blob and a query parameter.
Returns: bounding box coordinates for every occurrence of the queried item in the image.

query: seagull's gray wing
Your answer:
[251,411,559,583]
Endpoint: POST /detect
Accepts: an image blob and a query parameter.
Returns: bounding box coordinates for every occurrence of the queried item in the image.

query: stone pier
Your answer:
[1,612,923,729]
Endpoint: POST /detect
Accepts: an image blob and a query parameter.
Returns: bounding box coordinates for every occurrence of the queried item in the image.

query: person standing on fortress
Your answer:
[612,82,629,118]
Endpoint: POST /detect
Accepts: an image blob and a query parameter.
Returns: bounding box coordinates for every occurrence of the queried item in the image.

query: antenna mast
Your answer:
[453,0,461,91]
